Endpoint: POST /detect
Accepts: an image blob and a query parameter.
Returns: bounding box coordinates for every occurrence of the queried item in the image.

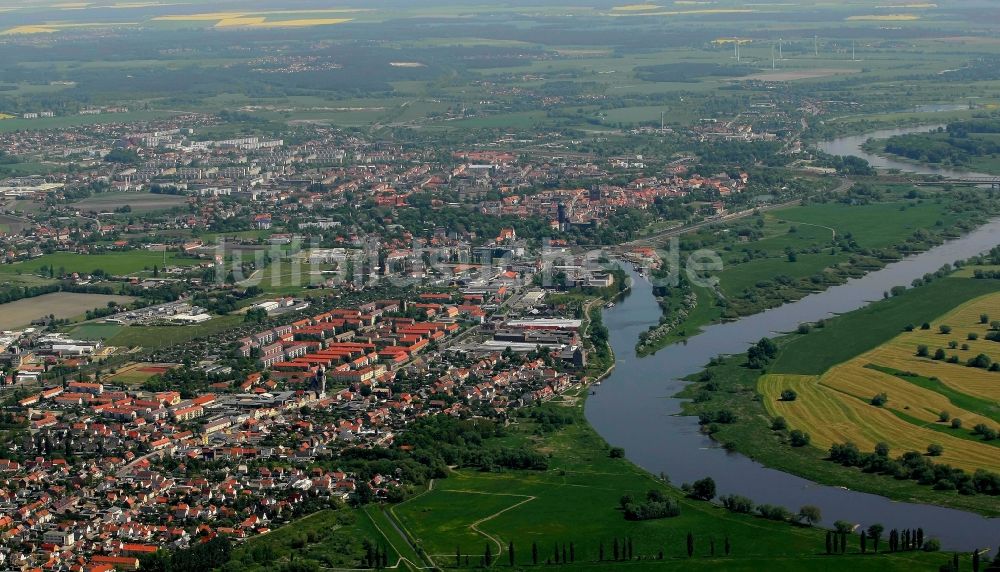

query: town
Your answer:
[1,1,999,571]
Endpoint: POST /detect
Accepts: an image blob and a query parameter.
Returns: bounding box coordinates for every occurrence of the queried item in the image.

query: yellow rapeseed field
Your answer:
[846,14,921,21]
[612,9,756,17]
[247,19,353,29]
[611,4,662,11]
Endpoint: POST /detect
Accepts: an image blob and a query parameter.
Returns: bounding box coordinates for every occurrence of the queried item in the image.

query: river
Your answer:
[816,124,994,179]
[586,128,1000,553]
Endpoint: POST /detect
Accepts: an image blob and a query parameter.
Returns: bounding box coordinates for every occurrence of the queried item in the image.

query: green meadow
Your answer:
[387,389,948,570]
[0,251,201,277]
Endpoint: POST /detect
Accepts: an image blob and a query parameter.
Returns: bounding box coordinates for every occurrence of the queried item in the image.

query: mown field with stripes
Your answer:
[760,292,1000,473]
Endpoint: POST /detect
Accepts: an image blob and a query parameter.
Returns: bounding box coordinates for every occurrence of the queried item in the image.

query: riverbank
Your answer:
[636,181,999,356]
[816,123,996,178]
[387,385,950,571]
[805,107,977,143]
[586,216,1000,553]
[637,282,720,357]
[862,135,1000,177]
[676,273,1000,517]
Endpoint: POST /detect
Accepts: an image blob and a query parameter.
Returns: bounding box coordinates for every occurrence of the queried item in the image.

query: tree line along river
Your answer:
[585,126,1000,554]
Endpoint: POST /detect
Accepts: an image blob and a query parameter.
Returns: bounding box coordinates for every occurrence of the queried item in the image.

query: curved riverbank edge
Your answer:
[587,217,1000,554]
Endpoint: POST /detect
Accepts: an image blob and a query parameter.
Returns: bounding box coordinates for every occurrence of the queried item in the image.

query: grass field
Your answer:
[107,314,242,349]
[771,277,1000,375]
[390,389,948,570]
[71,192,188,214]
[67,322,122,341]
[229,507,398,571]
[0,251,200,278]
[0,111,173,133]
[716,198,956,298]
[0,292,133,329]
[239,260,334,294]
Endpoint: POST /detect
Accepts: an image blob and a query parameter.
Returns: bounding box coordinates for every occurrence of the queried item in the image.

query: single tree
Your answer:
[867,524,884,554]
[799,505,822,526]
[789,429,811,447]
[690,477,716,500]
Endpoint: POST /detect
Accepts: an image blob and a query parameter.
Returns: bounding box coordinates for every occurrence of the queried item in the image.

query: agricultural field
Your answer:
[0,292,133,329]
[238,259,336,295]
[771,277,1000,375]
[682,275,1000,515]
[0,0,995,136]
[760,291,1000,473]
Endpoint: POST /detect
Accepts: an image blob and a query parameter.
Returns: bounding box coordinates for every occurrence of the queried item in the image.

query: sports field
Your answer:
[105,362,179,386]
[760,292,1000,473]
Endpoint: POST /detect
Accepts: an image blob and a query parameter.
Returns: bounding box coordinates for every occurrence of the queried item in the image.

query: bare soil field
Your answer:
[0,292,134,330]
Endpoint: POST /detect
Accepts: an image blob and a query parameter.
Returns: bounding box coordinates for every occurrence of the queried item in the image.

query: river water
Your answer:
[816,124,994,178]
[585,127,1000,552]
